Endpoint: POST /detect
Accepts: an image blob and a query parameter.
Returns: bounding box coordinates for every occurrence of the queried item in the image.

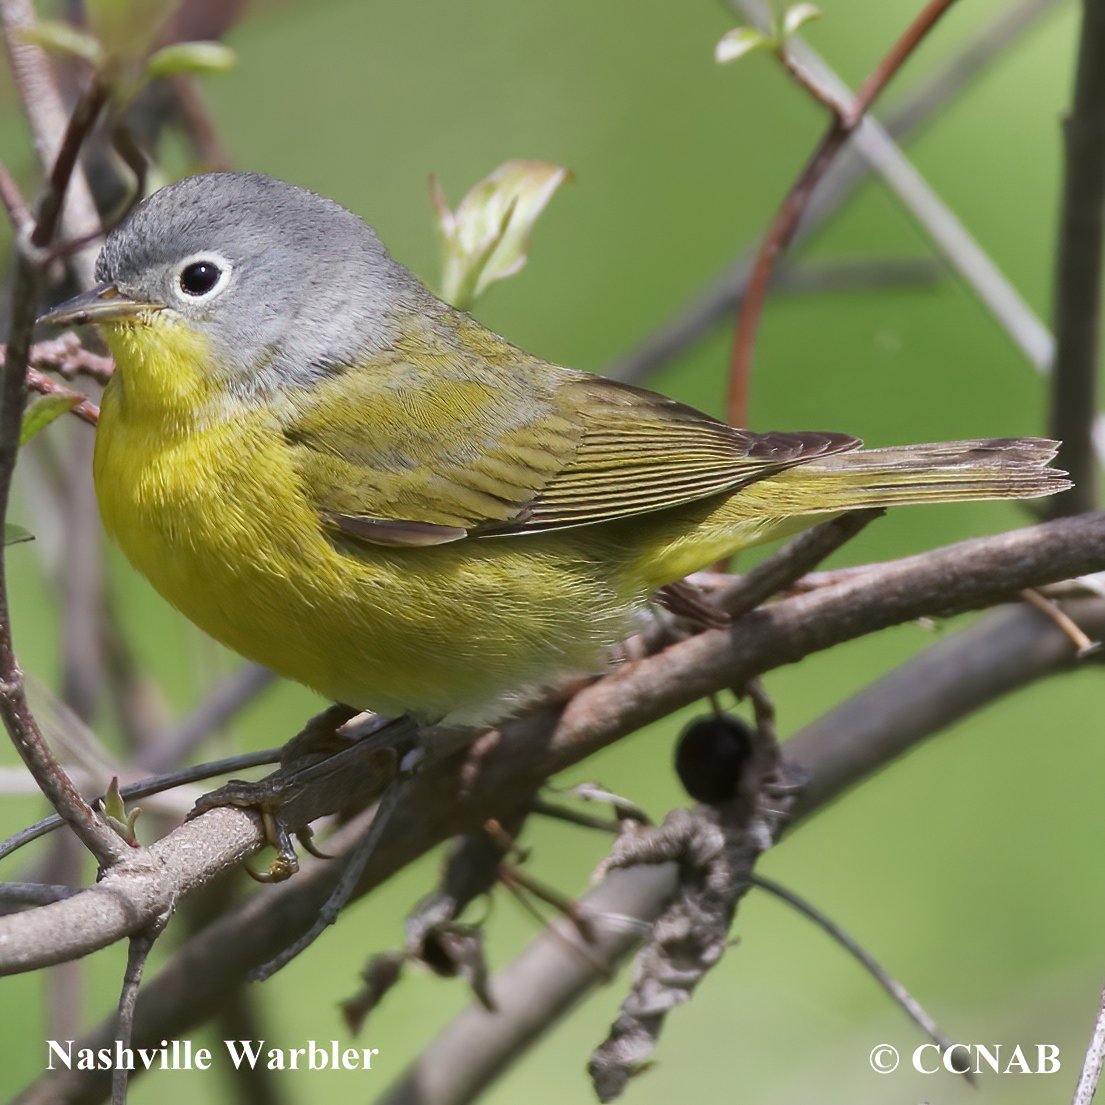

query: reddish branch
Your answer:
[25,335,114,385]
[727,0,961,427]
[0,339,108,426]
[25,370,100,427]
[610,0,1061,388]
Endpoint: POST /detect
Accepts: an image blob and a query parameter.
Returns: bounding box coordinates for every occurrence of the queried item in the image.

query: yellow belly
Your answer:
[93,373,633,724]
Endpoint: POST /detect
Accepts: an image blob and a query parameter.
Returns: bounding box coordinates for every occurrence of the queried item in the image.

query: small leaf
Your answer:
[3,523,34,547]
[19,20,103,66]
[101,776,141,846]
[782,3,822,37]
[86,0,176,58]
[144,41,237,79]
[432,160,572,310]
[714,26,773,64]
[20,394,81,446]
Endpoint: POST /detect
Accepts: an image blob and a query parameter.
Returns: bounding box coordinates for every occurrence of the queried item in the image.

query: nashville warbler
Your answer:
[40,173,1069,725]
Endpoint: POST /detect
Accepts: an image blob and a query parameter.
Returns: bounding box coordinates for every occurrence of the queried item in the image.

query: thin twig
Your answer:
[0,340,110,428]
[111,922,167,1105]
[750,874,973,1085]
[250,778,409,982]
[0,882,79,907]
[1048,0,1105,514]
[1073,983,1105,1105]
[25,369,99,426]
[20,336,115,385]
[727,0,961,426]
[1019,588,1101,657]
[27,80,108,253]
[716,509,882,619]
[499,861,595,941]
[0,160,32,230]
[497,867,612,980]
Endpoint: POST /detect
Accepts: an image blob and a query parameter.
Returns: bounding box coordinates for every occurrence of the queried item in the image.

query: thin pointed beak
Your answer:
[37,282,164,327]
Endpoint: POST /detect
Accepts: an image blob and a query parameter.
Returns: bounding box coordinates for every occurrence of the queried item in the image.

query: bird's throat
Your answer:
[101,317,230,435]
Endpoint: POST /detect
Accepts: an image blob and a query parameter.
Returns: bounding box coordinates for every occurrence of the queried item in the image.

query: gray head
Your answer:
[46,172,431,396]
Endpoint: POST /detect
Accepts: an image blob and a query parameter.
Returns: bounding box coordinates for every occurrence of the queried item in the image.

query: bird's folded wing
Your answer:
[284,365,860,547]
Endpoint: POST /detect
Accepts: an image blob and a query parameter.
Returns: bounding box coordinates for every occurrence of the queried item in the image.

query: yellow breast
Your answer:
[93,325,367,701]
[92,321,634,723]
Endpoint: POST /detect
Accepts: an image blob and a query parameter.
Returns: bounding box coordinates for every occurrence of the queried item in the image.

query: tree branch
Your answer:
[1048,0,1105,515]
[715,509,881,619]
[24,369,99,427]
[1073,981,1105,1105]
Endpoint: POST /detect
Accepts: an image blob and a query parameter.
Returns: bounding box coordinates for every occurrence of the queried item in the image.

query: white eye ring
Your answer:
[174,252,233,302]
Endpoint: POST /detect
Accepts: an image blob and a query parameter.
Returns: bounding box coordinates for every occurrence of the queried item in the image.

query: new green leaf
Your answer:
[432,160,572,310]
[3,524,34,547]
[145,41,237,79]
[782,3,822,38]
[20,394,81,446]
[19,20,103,66]
[102,776,141,846]
[714,27,773,64]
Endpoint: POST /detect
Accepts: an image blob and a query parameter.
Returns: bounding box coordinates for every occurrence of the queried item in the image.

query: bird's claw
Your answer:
[189,778,305,882]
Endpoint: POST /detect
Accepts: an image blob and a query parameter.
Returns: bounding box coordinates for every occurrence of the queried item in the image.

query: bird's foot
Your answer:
[188,709,417,882]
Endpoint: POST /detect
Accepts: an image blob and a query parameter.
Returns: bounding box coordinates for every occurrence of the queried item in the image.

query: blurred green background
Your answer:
[3,0,1104,1102]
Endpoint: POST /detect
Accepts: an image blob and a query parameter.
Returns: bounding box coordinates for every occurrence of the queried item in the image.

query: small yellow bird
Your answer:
[41,173,1068,726]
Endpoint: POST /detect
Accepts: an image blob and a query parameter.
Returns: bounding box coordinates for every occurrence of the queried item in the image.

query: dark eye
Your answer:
[179,260,223,297]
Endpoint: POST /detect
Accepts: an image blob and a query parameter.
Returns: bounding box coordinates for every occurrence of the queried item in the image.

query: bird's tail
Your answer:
[764,437,1071,512]
[628,438,1070,591]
